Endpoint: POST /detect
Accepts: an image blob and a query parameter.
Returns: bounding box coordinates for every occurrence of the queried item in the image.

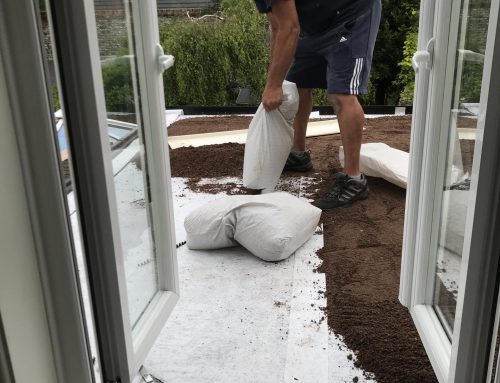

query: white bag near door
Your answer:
[243,81,299,191]
[339,143,409,189]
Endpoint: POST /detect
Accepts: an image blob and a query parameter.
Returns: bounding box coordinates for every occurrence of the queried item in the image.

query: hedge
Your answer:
[97,0,429,110]
[160,0,269,106]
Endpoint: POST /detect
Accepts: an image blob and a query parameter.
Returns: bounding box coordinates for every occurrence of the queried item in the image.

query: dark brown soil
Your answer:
[170,142,245,178]
[168,116,252,136]
[169,115,438,383]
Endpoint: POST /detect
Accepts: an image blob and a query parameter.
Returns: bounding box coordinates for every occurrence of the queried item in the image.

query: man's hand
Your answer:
[262,84,283,111]
[261,0,299,112]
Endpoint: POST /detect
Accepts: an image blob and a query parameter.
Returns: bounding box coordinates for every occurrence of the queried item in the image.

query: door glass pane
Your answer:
[433,0,491,335]
[94,0,159,328]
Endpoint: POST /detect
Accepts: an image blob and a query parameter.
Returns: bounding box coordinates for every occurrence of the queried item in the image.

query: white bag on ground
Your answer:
[339,143,409,189]
[184,192,321,262]
[243,81,299,191]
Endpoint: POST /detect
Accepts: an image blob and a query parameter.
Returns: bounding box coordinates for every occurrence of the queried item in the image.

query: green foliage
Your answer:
[458,7,488,104]
[459,60,483,103]
[157,0,422,106]
[101,59,135,113]
[50,85,61,112]
[392,6,485,105]
[367,2,420,104]
[219,0,254,16]
[358,80,377,105]
[394,29,418,104]
[39,0,46,13]
[160,0,269,106]
[312,89,329,106]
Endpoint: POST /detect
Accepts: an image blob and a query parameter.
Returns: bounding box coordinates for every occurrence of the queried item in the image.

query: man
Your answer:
[254,0,381,210]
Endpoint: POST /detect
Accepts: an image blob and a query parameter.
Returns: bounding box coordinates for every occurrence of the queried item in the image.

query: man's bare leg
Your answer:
[291,88,313,152]
[311,93,368,210]
[328,93,365,177]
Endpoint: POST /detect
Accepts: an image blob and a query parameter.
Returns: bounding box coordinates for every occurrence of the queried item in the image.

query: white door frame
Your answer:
[0,0,180,382]
[47,0,179,381]
[401,0,500,381]
[448,1,500,380]
[0,1,95,382]
[129,0,179,373]
[401,0,457,377]
[400,0,436,306]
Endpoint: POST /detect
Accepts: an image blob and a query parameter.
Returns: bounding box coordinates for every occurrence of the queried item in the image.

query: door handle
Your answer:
[156,44,175,73]
[412,37,435,72]
[412,50,430,72]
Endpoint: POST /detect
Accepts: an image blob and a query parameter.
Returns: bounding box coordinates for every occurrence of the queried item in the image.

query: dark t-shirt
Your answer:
[254,0,374,35]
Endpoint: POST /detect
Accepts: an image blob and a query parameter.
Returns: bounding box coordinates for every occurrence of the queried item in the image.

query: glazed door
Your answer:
[400,0,500,382]
[47,0,178,382]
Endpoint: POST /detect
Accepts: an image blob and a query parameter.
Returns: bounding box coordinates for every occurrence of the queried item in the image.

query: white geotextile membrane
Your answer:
[184,191,321,262]
[243,81,299,192]
[340,143,409,189]
[144,177,373,383]
[66,107,377,381]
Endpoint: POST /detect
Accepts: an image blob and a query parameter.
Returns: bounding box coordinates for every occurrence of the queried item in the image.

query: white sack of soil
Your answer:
[243,81,299,192]
[184,192,321,262]
[339,143,409,189]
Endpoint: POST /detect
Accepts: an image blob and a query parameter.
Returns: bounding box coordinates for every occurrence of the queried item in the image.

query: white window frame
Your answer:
[400,0,500,381]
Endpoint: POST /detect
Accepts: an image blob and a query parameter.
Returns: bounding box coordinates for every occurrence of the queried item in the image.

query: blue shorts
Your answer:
[286,0,381,95]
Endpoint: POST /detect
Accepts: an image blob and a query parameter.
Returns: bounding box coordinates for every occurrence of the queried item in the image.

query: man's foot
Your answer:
[312,172,369,210]
[284,150,313,172]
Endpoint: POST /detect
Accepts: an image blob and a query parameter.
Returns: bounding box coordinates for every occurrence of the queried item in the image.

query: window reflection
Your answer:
[433,0,491,335]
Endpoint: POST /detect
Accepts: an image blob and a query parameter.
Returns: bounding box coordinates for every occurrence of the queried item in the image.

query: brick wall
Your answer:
[42,6,216,62]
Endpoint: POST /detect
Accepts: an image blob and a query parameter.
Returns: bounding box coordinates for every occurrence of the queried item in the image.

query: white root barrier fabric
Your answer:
[339,143,409,189]
[184,192,321,262]
[243,81,299,191]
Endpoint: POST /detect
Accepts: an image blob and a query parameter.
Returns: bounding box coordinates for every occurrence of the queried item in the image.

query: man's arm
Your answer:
[262,0,299,111]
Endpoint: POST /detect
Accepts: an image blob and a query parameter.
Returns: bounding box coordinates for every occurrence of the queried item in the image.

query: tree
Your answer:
[159,0,421,106]
[369,0,420,104]
[160,0,268,106]
[394,19,418,105]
